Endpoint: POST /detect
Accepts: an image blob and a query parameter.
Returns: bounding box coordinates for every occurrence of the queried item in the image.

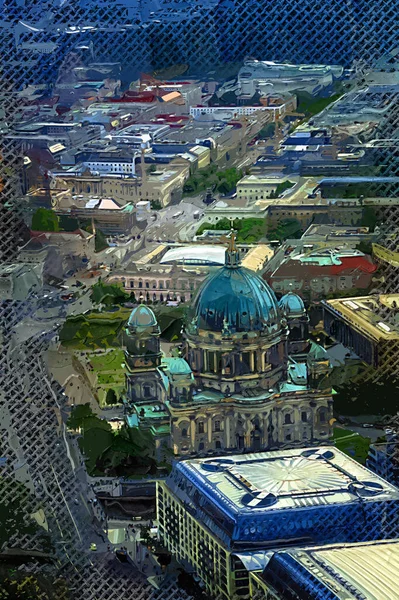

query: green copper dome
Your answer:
[279,292,306,316]
[127,304,158,329]
[191,265,281,333]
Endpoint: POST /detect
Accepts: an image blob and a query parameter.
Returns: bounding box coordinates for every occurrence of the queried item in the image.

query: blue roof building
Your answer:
[158,447,399,598]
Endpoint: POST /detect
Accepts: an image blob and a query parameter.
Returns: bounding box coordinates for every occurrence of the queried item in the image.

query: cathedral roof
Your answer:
[127,304,157,329]
[308,341,329,361]
[191,265,281,333]
[279,292,306,316]
[162,357,193,376]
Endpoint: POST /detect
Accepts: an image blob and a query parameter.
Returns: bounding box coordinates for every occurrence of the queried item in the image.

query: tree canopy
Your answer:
[31,208,60,232]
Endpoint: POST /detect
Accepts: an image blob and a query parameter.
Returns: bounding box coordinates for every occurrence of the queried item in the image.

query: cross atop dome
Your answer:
[225,229,240,268]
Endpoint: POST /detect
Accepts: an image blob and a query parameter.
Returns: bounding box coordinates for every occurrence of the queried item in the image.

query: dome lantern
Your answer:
[225,229,240,268]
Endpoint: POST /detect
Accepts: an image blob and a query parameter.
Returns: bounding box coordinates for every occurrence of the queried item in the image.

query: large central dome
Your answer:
[191,264,281,333]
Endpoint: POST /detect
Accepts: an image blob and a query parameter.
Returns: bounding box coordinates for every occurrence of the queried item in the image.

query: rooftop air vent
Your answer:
[241,490,278,508]
[201,458,235,473]
[301,449,335,461]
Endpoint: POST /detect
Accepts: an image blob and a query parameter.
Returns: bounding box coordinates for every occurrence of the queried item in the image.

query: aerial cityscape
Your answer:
[2,1,399,598]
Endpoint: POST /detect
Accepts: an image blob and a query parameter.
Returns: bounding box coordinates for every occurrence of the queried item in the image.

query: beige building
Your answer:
[237,174,293,203]
[109,265,208,303]
[323,294,399,381]
[54,163,189,208]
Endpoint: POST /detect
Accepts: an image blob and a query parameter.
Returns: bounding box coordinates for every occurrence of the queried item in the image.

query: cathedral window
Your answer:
[181,428,188,438]
[214,420,221,432]
[198,422,204,434]
[301,411,308,423]
[215,440,221,449]
[319,409,327,424]
[198,442,205,451]
[143,384,152,398]
[284,413,293,425]
[285,433,292,441]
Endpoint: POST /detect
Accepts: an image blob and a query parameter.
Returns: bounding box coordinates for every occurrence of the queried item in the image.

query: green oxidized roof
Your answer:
[308,341,329,361]
[162,357,193,376]
[127,304,157,329]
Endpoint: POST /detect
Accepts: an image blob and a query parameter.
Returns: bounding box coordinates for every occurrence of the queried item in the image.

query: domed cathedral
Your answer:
[185,235,288,396]
[124,234,333,458]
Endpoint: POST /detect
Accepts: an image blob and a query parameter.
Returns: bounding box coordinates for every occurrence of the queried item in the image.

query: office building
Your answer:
[157,447,399,598]
[264,246,376,298]
[323,294,399,381]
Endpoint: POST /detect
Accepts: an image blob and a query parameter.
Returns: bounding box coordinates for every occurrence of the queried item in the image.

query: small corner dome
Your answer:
[163,357,193,375]
[127,304,157,329]
[279,292,306,317]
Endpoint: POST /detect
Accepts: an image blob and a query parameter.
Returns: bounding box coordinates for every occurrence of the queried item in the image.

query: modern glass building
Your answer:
[157,447,399,598]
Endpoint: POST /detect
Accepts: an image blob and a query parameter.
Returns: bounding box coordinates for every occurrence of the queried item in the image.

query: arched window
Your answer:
[143,384,152,398]
[198,442,204,451]
[181,428,188,438]
[284,413,292,425]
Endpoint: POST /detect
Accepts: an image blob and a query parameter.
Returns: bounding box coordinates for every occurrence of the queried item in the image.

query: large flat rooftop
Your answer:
[175,446,399,516]
[323,295,399,342]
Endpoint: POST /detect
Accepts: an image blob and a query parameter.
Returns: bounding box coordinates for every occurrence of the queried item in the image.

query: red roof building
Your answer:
[264,247,377,298]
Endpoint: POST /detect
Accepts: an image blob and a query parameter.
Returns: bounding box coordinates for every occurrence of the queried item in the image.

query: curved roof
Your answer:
[191,265,280,333]
[279,292,306,316]
[160,245,226,266]
[163,357,193,375]
[127,304,157,329]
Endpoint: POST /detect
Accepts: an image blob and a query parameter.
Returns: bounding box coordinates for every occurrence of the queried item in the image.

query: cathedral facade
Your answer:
[124,236,333,458]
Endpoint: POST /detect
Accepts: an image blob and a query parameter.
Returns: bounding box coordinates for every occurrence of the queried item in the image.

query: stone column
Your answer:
[225,414,231,448]
[208,416,213,445]
[190,418,196,448]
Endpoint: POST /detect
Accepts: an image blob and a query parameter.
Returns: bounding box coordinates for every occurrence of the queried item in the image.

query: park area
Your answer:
[67,404,167,477]
[333,427,371,465]
[59,304,186,350]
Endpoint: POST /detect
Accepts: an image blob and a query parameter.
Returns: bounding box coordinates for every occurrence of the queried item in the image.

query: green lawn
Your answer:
[89,349,125,372]
[333,427,371,464]
[196,217,267,243]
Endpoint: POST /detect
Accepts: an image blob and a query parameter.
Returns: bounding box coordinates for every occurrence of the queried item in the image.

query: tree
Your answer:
[106,388,118,405]
[151,199,162,210]
[67,403,95,430]
[58,214,80,232]
[31,208,60,232]
[356,240,373,255]
[147,164,157,174]
[361,206,378,232]
[259,123,276,138]
[95,228,108,252]
[91,281,128,305]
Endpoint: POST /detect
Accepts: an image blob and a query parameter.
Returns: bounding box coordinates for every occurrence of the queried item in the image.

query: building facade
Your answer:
[264,246,377,298]
[123,234,333,457]
[323,294,399,381]
[157,447,399,598]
